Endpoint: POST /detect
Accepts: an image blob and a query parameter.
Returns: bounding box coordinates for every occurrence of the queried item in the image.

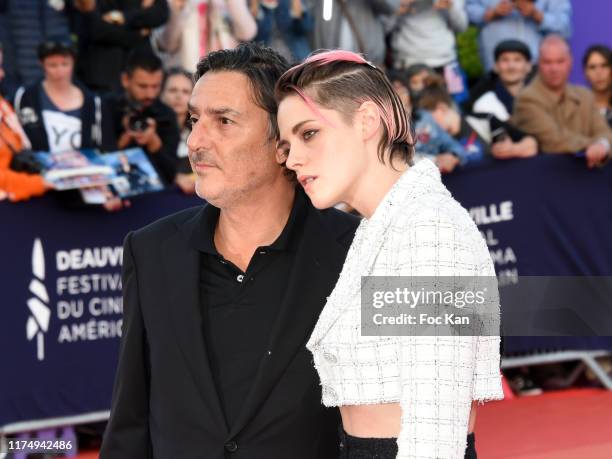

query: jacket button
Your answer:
[224,441,238,452]
[323,351,337,364]
[322,385,337,402]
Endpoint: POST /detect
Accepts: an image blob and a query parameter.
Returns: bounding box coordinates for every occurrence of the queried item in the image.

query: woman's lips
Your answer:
[298,175,318,190]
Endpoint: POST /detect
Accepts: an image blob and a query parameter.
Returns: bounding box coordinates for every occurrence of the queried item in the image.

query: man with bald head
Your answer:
[512,35,612,167]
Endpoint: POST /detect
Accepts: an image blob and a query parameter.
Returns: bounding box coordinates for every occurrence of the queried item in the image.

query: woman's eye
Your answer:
[303,130,317,141]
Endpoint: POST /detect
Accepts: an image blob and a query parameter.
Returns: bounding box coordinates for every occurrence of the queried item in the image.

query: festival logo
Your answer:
[26,239,51,361]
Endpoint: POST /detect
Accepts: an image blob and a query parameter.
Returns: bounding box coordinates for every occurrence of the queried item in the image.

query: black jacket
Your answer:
[13,80,116,152]
[100,195,360,459]
[77,0,169,93]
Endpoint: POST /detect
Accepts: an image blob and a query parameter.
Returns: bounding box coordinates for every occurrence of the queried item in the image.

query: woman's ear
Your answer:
[358,101,382,142]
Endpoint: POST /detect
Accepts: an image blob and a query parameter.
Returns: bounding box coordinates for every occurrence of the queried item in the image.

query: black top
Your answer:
[100,194,360,459]
[14,80,116,152]
[194,189,308,428]
[107,93,180,184]
[76,0,169,93]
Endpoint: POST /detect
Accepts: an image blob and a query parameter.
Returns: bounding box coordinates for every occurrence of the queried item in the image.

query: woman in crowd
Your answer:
[13,37,115,153]
[275,50,503,458]
[161,67,196,194]
[0,45,50,202]
[583,45,612,127]
[13,37,123,209]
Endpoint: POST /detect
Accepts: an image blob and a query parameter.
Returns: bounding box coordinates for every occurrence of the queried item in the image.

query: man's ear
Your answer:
[120,72,129,90]
[358,101,382,142]
[275,141,288,165]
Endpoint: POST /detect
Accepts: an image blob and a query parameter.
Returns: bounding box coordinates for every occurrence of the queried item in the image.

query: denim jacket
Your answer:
[413,110,469,165]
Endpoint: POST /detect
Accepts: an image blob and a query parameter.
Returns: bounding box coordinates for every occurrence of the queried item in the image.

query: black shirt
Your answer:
[192,188,308,428]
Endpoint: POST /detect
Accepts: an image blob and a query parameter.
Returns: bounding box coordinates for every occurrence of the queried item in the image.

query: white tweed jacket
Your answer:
[306,159,504,458]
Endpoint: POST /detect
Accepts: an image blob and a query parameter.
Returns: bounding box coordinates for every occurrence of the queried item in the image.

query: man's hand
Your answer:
[130,118,162,153]
[491,138,515,159]
[250,0,260,17]
[74,0,96,12]
[397,0,414,15]
[515,0,542,22]
[485,0,514,21]
[290,0,303,18]
[102,10,125,24]
[99,186,131,212]
[585,142,609,168]
[169,0,188,13]
[436,153,460,174]
[434,0,453,11]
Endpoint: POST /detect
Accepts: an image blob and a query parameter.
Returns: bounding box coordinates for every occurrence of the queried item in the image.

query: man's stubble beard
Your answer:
[194,143,280,209]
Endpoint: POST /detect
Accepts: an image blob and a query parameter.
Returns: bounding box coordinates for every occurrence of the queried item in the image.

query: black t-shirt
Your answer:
[194,188,308,428]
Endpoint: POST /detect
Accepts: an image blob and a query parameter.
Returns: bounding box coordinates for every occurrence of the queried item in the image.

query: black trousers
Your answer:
[338,429,477,459]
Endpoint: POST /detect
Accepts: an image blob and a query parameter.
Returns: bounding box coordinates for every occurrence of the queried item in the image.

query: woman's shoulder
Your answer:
[394,180,472,231]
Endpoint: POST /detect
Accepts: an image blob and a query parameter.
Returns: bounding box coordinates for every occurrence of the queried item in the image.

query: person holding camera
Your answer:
[110,50,180,184]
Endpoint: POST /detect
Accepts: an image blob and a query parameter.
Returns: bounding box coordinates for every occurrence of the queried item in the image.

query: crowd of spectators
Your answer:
[0,0,610,206]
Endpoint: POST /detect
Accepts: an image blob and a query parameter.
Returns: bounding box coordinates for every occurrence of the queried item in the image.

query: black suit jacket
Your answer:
[100,198,360,459]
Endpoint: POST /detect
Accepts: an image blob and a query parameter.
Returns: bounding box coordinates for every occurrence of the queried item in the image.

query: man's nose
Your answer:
[187,120,212,152]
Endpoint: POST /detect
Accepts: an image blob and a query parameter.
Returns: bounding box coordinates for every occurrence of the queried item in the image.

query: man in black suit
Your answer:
[100,43,359,459]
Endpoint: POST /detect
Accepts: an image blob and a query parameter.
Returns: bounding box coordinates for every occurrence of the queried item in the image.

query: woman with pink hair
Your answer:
[275,50,504,458]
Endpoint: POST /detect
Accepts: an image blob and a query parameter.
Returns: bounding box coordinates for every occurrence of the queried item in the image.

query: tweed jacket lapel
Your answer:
[307,159,442,348]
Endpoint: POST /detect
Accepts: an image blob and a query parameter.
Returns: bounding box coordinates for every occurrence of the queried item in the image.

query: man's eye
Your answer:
[220,117,233,125]
[187,117,198,127]
[303,130,317,141]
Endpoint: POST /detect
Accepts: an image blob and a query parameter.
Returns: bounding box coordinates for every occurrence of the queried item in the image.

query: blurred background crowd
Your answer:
[0,0,610,206]
[1,2,612,456]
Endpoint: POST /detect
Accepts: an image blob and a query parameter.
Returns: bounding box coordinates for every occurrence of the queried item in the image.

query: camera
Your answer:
[127,112,149,132]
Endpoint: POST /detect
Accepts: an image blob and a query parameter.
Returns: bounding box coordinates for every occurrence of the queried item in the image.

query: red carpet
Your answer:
[75,389,612,459]
[474,388,612,458]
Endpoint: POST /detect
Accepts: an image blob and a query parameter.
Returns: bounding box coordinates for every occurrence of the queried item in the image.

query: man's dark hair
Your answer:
[124,50,164,77]
[195,43,290,140]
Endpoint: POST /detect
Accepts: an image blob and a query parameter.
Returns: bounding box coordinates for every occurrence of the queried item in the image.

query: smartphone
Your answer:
[409,0,435,14]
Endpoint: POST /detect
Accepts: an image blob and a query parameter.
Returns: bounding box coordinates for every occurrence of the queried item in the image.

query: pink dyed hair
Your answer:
[275,49,414,164]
